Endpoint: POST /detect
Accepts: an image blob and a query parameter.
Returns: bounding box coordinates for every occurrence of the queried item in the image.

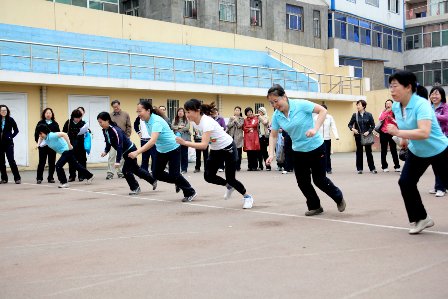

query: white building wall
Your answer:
[324,0,404,29]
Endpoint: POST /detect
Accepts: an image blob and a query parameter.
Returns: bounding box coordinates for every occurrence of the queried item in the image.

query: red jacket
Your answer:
[379,109,397,133]
[243,116,260,151]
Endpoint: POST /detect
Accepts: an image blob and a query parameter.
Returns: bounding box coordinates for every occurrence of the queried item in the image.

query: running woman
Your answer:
[128,101,196,202]
[97,112,157,195]
[175,99,254,209]
[36,124,94,188]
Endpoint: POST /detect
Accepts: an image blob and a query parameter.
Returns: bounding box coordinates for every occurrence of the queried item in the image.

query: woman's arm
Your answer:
[387,120,431,140]
[266,129,279,165]
[11,118,19,138]
[176,131,210,150]
[128,132,159,159]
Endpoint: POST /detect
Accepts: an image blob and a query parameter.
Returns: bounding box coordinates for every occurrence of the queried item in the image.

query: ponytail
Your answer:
[184,99,216,116]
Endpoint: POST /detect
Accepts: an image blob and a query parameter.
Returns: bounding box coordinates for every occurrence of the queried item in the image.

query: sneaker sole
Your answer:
[409,219,435,234]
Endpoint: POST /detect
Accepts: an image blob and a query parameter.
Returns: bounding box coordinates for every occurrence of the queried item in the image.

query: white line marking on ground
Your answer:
[342,257,448,299]
[21,183,448,237]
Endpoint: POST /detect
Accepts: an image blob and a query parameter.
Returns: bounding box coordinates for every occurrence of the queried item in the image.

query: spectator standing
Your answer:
[34,108,60,184]
[108,100,132,179]
[347,100,377,174]
[378,100,400,172]
[62,109,88,182]
[0,105,21,184]
[226,106,244,171]
[211,107,226,172]
[429,86,448,197]
[172,108,191,174]
[192,126,208,173]
[134,115,157,173]
[314,104,339,174]
[257,107,271,171]
[243,107,260,171]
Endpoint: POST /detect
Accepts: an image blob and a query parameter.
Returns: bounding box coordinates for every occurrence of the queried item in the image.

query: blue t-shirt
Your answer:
[144,114,179,153]
[271,99,323,152]
[392,93,448,158]
[45,132,69,154]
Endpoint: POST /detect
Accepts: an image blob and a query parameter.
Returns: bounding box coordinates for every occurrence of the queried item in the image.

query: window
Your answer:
[219,0,236,22]
[286,4,303,31]
[384,67,396,87]
[388,0,399,14]
[366,0,379,7]
[49,0,119,12]
[360,20,371,45]
[255,103,264,112]
[340,57,363,78]
[404,62,448,86]
[250,0,262,26]
[313,10,321,37]
[334,14,347,39]
[184,0,197,19]
[166,99,179,122]
[430,0,448,16]
[347,17,359,42]
[123,0,138,16]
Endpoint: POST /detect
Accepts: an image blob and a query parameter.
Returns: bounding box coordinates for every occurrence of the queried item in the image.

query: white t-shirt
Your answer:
[194,114,233,150]
[140,119,150,139]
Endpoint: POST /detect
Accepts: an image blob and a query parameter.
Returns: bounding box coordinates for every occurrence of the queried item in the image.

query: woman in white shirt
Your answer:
[176,99,254,209]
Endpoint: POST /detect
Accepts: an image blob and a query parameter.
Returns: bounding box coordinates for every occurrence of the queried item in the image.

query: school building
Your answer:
[0,0,390,170]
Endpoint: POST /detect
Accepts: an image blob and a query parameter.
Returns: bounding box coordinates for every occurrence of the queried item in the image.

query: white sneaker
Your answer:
[85,175,95,185]
[224,186,235,200]
[435,190,446,197]
[394,168,401,172]
[58,183,70,188]
[218,168,224,172]
[409,216,434,234]
[129,187,141,195]
[429,189,437,194]
[282,170,288,174]
[243,195,254,209]
[382,168,389,172]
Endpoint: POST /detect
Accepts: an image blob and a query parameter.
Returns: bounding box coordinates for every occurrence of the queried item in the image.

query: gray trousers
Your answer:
[107,147,124,175]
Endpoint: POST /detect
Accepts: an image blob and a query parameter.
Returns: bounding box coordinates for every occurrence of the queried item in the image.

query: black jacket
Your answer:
[62,119,86,148]
[348,112,375,135]
[103,125,134,163]
[34,120,60,143]
[0,116,19,146]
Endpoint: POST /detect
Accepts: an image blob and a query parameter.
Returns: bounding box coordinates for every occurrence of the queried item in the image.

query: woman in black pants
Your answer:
[0,105,21,184]
[63,109,88,182]
[97,112,157,195]
[34,108,60,184]
[176,99,254,209]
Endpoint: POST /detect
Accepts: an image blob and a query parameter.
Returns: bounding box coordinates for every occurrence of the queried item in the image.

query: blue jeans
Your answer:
[153,147,195,197]
[399,147,448,223]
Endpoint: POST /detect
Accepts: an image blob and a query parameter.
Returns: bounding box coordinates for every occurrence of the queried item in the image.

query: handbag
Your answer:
[399,147,408,161]
[374,120,384,133]
[355,113,374,146]
[84,132,92,155]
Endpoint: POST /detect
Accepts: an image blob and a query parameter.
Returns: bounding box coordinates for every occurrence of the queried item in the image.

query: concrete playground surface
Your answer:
[0,152,447,298]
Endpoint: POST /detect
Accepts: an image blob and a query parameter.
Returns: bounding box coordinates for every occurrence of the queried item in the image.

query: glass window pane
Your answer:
[424,71,433,86]
[354,68,363,78]
[432,32,441,47]
[442,30,448,46]
[443,69,448,85]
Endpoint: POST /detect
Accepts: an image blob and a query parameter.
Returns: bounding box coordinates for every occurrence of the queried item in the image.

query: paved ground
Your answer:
[0,152,447,299]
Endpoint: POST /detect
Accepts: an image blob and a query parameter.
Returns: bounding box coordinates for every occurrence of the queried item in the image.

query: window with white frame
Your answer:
[219,0,236,22]
[184,0,197,19]
[388,0,399,13]
[313,10,321,37]
[250,0,262,26]
[366,0,379,7]
[286,4,303,31]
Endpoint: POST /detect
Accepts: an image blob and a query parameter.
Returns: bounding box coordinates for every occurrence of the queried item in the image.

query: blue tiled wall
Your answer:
[0,23,318,92]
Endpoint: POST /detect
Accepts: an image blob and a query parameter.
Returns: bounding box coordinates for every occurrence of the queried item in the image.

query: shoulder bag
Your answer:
[356,113,374,146]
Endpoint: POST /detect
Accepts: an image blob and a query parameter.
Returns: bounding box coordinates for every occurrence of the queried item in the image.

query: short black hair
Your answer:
[70,109,82,119]
[111,100,120,106]
[356,100,367,108]
[389,71,417,93]
[267,84,286,97]
[429,86,446,103]
[244,107,253,116]
[41,108,55,121]
[36,124,50,135]
[416,85,428,100]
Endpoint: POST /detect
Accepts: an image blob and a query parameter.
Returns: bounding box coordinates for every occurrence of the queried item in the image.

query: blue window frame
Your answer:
[286,4,303,31]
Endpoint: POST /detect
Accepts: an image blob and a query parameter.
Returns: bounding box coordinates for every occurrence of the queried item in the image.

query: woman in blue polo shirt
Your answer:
[265,84,345,216]
[128,101,196,202]
[387,71,448,234]
[98,112,157,196]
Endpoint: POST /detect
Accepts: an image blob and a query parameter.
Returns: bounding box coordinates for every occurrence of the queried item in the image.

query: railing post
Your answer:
[193,60,196,83]
[83,50,85,76]
[172,58,175,82]
[57,46,60,74]
[153,56,156,80]
[106,51,109,78]
[211,62,214,85]
[129,52,133,79]
[30,44,33,72]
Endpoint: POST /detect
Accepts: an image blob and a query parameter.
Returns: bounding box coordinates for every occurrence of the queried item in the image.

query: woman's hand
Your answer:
[305,128,316,137]
[363,131,370,136]
[387,124,399,136]
[266,155,275,166]
[128,151,138,159]
[176,137,185,145]
[351,128,359,134]
[100,152,107,157]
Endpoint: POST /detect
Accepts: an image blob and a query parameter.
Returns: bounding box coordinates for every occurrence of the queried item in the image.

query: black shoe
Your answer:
[37,180,42,184]
[68,177,76,182]
[305,207,324,216]
[266,166,271,171]
[371,169,378,174]
[357,170,363,174]
[194,169,200,173]
[182,192,197,202]
[15,180,21,184]
[0,180,7,184]
[48,179,55,183]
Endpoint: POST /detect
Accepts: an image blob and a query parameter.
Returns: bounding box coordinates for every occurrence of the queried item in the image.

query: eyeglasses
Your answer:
[268,96,283,107]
